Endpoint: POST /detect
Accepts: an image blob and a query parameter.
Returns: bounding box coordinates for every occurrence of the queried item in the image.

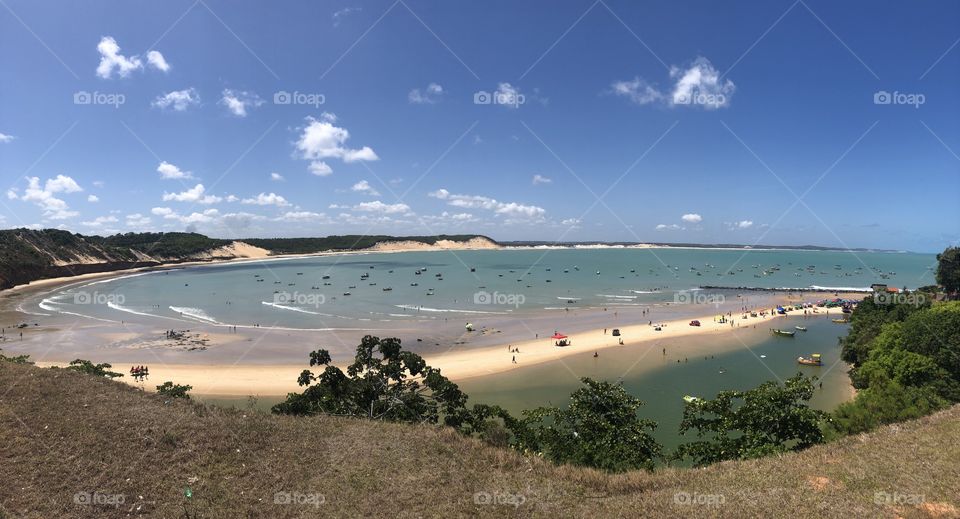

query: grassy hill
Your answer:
[1,362,957,518]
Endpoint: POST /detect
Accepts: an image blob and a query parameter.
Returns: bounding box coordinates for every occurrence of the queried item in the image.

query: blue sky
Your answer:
[0,0,957,252]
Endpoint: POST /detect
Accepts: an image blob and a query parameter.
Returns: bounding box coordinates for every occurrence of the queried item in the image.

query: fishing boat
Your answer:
[797,353,822,366]
[682,395,701,404]
[772,329,796,337]
[794,326,807,331]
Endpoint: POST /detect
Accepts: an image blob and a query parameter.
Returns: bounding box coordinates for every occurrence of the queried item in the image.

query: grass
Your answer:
[1,362,958,518]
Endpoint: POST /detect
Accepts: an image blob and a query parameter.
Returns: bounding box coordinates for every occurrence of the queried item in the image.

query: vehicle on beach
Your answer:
[772,329,796,337]
[797,353,822,366]
[611,328,621,336]
[689,320,701,327]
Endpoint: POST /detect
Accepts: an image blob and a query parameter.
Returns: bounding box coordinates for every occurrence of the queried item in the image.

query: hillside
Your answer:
[0,229,498,290]
[1,362,957,518]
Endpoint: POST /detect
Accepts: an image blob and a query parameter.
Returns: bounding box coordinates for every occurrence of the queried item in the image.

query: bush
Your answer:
[157,381,193,399]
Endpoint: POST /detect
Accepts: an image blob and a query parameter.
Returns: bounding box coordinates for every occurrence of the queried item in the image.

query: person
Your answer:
[619,338,624,345]
[593,352,598,358]
[512,355,516,364]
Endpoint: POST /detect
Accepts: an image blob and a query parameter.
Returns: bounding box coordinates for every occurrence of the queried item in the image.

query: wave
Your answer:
[557,296,581,300]
[261,301,342,317]
[395,304,507,315]
[169,306,221,324]
[629,290,659,294]
[808,285,873,292]
[596,294,637,299]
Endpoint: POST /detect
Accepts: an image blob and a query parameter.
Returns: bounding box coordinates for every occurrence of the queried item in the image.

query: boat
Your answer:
[382,287,392,292]
[832,318,849,324]
[321,275,330,280]
[797,353,822,366]
[772,329,796,337]
[682,395,701,404]
[342,292,351,296]
[794,326,807,331]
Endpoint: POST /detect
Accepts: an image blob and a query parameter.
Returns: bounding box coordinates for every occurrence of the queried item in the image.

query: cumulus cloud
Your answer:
[681,213,702,223]
[162,184,222,204]
[81,215,118,227]
[429,188,545,220]
[270,172,284,181]
[157,161,194,180]
[352,201,411,214]
[152,88,200,111]
[96,36,143,78]
[219,89,263,117]
[493,82,524,108]
[295,113,378,176]
[656,223,683,231]
[532,174,552,185]
[408,83,444,104]
[242,192,290,207]
[278,211,328,222]
[0,133,14,143]
[126,213,151,227]
[611,57,734,109]
[87,195,100,203]
[350,180,380,196]
[736,220,753,229]
[146,50,170,72]
[16,175,83,219]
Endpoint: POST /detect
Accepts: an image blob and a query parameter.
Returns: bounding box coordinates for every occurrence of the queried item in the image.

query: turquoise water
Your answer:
[34,248,934,332]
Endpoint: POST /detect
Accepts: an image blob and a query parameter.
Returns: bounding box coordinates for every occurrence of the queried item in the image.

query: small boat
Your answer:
[682,395,702,404]
[772,329,796,337]
[470,267,476,272]
[797,354,822,366]
[794,326,807,331]
[321,275,330,280]
[382,287,392,292]
[342,292,351,296]
[832,318,849,324]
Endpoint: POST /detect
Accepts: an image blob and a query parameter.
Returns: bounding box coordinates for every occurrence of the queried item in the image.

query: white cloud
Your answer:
[146,50,170,72]
[429,188,545,220]
[532,174,552,185]
[87,195,99,203]
[736,220,753,229]
[242,192,290,207]
[6,189,18,200]
[295,114,378,175]
[270,172,284,181]
[408,83,444,104]
[561,218,581,226]
[332,7,361,27]
[0,133,14,143]
[17,175,83,219]
[277,211,328,222]
[126,213,151,227]
[681,213,702,223]
[96,36,143,79]
[494,82,524,108]
[156,161,194,180]
[152,88,200,111]
[81,215,118,227]
[352,201,411,214]
[611,56,734,110]
[350,180,380,196]
[162,184,222,204]
[656,223,683,231]
[219,89,263,117]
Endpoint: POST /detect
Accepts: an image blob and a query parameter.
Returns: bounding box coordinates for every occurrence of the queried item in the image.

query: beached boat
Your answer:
[797,354,822,366]
[794,326,807,331]
[772,329,796,337]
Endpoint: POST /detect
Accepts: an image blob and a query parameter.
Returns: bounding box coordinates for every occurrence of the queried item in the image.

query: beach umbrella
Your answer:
[551,333,567,339]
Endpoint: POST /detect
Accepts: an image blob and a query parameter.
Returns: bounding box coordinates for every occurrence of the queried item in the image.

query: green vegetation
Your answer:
[674,374,825,467]
[513,378,661,472]
[66,359,124,378]
[244,234,493,254]
[157,381,193,399]
[937,246,960,294]
[0,349,32,364]
[94,232,230,258]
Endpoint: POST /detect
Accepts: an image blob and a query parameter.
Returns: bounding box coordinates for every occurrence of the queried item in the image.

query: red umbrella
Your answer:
[551,333,567,339]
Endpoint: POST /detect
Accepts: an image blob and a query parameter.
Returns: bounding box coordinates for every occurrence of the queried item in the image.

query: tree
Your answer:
[936,246,960,295]
[826,380,946,438]
[66,359,123,378]
[513,378,661,472]
[272,336,471,428]
[674,374,825,467]
[157,381,193,399]
[0,349,32,364]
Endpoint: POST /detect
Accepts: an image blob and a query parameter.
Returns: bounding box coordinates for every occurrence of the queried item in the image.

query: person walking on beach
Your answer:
[512,355,516,364]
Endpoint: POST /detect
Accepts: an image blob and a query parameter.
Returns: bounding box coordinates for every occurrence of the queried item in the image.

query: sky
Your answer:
[0,0,957,252]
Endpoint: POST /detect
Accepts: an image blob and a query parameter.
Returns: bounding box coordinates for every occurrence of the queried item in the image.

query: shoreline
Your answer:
[32,305,852,396]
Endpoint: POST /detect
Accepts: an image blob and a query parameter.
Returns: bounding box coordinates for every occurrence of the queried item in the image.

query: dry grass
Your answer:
[0,362,957,518]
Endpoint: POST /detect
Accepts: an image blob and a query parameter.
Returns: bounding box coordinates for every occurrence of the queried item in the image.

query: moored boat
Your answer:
[772,329,796,337]
[795,326,807,331]
[797,353,822,366]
